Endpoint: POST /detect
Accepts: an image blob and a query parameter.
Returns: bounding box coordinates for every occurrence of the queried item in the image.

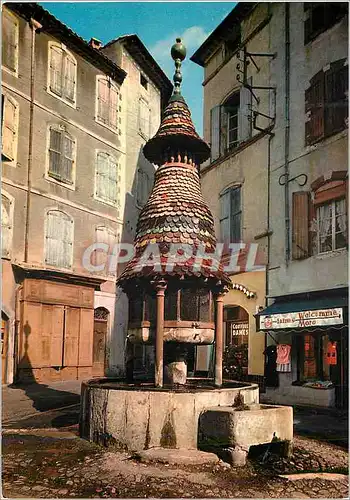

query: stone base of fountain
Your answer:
[79,378,259,452]
[198,404,293,466]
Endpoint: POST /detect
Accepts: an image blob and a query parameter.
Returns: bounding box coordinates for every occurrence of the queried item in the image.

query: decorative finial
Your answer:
[171,38,186,95]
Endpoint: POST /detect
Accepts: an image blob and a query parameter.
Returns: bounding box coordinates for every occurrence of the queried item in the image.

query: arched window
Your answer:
[1,192,14,258]
[95,151,121,207]
[48,42,77,104]
[96,76,119,131]
[45,210,74,269]
[48,125,76,185]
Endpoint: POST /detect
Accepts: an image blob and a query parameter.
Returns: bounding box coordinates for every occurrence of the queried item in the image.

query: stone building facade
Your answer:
[192,2,348,406]
[1,3,171,383]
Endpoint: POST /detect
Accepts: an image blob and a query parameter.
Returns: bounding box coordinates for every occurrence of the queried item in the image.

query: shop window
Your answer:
[1,192,14,258]
[210,86,252,162]
[95,151,121,207]
[304,3,347,45]
[297,333,335,382]
[48,126,75,185]
[48,43,77,105]
[305,59,348,146]
[2,9,19,75]
[219,186,242,243]
[45,210,73,269]
[96,76,119,131]
[2,94,19,163]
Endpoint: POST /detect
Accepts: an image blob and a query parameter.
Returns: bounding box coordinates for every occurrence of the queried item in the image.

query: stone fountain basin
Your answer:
[198,403,293,465]
[80,379,259,451]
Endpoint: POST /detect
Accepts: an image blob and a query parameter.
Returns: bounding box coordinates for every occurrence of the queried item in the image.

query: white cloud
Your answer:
[150,26,209,78]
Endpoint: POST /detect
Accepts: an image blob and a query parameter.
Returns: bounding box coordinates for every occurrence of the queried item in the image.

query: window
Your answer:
[95,151,120,207]
[48,126,75,185]
[1,192,13,258]
[210,86,252,162]
[2,10,19,74]
[219,186,242,243]
[96,77,119,131]
[140,74,148,90]
[297,333,336,382]
[136,167,152,207]
[316,198,347,253]
[305,59,348,145]
[45,210,73,268]
[304,3,347,45]
[1,94,19,162]
[48,43,77,104]
[95,226,119,276]
[139,98,150,138]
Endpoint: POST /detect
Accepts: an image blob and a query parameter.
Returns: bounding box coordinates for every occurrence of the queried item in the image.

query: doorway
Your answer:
[223,306,249,380]
[2,313,9,383]
[93,307,109,377]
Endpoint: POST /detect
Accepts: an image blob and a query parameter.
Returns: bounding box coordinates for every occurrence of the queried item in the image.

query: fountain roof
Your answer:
[143,38,210,166]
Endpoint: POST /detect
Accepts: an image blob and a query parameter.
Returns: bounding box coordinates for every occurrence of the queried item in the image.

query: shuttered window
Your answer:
[48,127,75,184]
[292,191,310,260]
[48,43,77,104]
[139,98,150,138]
[220,186,242,243]
[2,10,18,73]
[210,86,252,163]
[317,198,347,254]
[45,210,74,269]
[2,95,19,162]
[96,77,119,131]
[95,226,119,276]
[137,167,152,206]
[95,151,120,206]
[305,59,348,145]
[1,193,13,258]
[304,3,347,45]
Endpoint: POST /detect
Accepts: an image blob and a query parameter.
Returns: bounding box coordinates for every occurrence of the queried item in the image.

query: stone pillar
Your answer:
[154,281,167,387]
[214,288,228,387]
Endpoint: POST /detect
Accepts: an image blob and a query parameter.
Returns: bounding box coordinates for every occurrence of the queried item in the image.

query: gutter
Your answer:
[24,18,42,262]
[284,4,291,264]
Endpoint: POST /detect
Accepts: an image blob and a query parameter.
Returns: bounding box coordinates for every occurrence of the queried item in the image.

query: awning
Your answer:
[256,295,348,332]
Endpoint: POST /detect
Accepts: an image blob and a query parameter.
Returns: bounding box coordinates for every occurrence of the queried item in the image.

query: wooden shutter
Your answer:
[97,78,109,123]
[96,152,108,200]
[292,191,310,260]
[109,84,119,130]
[62,133,74,184]
[325,59,348,137]
[305,71,325,145]
[210,106,221,162]
[239,79,252,143]
[64,55,76,102]
[21,302,42,368]
[2,11,17,72]
[50,45,63,95]
[220,105,227,156]
[63,307,80,366]
[220,190,231,243]
[48,128,62,179]
[230,187,242,242]
[2,96,17,161]
[1,194,12,258]
[79,308,93,366]
[46,211,73,268]
[108,155,118,205]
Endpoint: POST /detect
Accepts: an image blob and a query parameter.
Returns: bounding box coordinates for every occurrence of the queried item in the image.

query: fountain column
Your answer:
[214,288,228,387]
[155,280,167,387]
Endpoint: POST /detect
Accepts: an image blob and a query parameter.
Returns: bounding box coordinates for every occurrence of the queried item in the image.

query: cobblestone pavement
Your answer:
[2,430,348,499]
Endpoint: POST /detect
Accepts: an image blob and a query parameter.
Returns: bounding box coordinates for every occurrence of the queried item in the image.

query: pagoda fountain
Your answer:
[80,39,260,454]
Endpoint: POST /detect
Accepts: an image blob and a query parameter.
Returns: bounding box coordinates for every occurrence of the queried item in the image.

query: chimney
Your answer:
[89,38,102,50]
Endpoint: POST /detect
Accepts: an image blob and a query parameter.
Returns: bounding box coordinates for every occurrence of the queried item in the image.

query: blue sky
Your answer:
[40,2,236,136]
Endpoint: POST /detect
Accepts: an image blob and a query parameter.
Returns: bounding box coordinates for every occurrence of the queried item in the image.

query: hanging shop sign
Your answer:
[230,321,249,336]
[259,308,343,330]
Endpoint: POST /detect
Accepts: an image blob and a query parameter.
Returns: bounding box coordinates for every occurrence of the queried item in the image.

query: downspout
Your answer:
[284,3,291,264]
[24,18,42,262]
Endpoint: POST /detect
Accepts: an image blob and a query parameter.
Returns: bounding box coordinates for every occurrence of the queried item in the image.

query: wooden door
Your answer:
[1,315,9,383]
[93,308,108,376]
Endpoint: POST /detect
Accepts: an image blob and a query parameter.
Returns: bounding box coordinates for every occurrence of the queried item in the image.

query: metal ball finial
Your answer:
[171,38,186,96]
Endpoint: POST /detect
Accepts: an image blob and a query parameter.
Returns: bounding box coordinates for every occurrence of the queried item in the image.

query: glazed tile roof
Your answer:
[143,97,210,166]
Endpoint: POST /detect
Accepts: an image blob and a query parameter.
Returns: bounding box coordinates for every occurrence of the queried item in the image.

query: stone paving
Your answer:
[2,429,348,498]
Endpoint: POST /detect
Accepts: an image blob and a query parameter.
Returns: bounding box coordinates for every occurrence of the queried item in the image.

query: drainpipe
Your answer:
[24,18,42,262]
[284,4,291,264]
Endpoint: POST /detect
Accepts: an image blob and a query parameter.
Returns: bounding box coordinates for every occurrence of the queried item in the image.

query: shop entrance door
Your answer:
[1,313,9,383]
[93,308,109,376]
[223,306,249,380]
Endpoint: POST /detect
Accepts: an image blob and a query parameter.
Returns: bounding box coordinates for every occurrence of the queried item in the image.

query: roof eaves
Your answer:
[8,2,126,84]
[190,2,257,67]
